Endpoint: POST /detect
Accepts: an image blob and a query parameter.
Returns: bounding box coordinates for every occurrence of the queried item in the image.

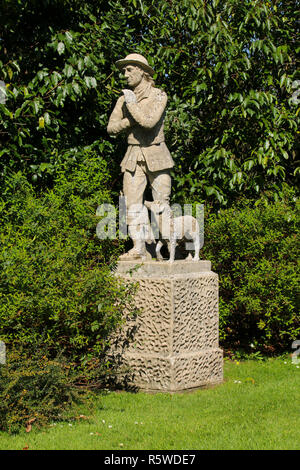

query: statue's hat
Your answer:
[115,53,155,76]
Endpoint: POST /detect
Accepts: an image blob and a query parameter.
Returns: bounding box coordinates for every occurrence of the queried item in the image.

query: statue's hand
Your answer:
[122,89,137,104]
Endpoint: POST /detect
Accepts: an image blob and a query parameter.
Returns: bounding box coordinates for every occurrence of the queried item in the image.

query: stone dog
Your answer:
[144,200,201,263]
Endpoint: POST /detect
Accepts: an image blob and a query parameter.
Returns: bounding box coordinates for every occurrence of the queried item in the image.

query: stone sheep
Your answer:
[144,200,201,263]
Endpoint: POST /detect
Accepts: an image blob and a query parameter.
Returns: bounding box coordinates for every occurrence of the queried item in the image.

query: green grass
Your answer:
[0,357,299,450]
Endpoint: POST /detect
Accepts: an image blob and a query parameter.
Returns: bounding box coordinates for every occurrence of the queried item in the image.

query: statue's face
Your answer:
[123,65,144,88]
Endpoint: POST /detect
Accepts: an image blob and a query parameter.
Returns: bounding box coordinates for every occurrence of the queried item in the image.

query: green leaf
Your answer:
[0,104,12,117]
[65,31,73,43]
[78,58,84,71]
[72,82,81,95]
[44,112,51,125]
[15,107,22,118]
[245,160,254,171]
[32,100,40,114]
[84,76,97,88]
[205,186,215,195]
[57,42,65,55]
[280,74,286,88]
[65,64,74,78]
[84,55,92,67]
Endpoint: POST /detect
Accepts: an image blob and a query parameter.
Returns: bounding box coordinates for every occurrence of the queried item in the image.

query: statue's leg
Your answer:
[169,237,176,263]
[155,240,163,260]
[193,234,200,261]
[120,164,150,260]
[149,169,171,205]
[148,169,173,242]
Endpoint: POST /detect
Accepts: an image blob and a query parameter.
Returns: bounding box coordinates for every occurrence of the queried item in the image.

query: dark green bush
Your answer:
[0,150,131,357]
[0,151,137,430]
[0,346,79,433]
[202,195,299,354]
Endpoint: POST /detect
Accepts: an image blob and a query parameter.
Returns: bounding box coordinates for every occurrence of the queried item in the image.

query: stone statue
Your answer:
[107,53,174,261]
[108,56,223,393]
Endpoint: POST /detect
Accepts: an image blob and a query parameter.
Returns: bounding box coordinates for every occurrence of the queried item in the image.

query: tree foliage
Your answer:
[0,0,299,206]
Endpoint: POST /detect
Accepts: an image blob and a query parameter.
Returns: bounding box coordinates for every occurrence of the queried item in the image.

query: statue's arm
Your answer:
[125,90,167,129]
[107,96,132,135]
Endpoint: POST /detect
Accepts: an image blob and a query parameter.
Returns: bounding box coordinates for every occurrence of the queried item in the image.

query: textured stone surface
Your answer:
[110,260,223,392]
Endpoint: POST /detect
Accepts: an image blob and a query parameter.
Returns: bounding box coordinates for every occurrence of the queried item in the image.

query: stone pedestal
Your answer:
[112,260,223,392]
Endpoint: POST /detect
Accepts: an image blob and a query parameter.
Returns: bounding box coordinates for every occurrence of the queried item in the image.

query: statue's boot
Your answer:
[119,225,151,261]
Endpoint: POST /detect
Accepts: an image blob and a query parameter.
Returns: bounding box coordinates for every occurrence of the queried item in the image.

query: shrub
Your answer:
[0,151,136,430]
[202,196,299,354]
[0,150,130,356]
[0,346,79,433]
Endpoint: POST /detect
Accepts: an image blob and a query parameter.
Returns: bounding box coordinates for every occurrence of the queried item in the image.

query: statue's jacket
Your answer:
[107,84,174,173]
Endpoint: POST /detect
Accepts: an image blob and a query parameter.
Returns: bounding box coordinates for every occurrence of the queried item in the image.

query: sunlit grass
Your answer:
[0,357,299,450]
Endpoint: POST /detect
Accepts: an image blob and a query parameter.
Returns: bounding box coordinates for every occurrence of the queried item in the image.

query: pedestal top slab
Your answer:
[115,259,212,277]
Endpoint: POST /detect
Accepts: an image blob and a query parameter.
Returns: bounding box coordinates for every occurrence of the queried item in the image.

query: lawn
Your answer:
[0,357,299,450]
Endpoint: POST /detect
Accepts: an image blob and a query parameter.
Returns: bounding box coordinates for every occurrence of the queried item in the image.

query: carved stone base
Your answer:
[111,260,223,392]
